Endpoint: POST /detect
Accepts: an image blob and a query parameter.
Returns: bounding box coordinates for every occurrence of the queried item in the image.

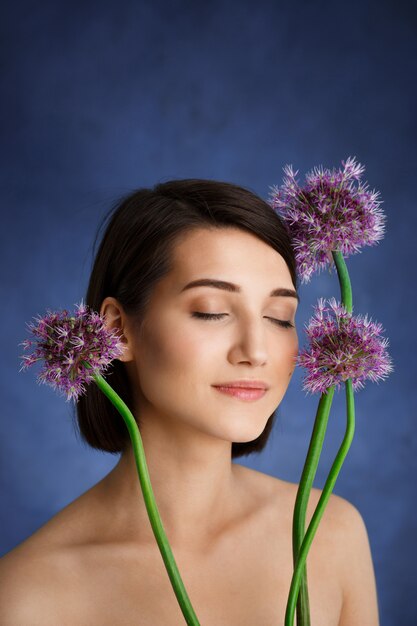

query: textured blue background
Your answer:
[1,1,416,624]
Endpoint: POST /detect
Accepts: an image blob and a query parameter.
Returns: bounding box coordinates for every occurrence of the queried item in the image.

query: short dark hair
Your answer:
[75,178,298,459]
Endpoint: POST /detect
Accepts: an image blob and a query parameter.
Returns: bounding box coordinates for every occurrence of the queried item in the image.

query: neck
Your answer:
[100,415,245,552]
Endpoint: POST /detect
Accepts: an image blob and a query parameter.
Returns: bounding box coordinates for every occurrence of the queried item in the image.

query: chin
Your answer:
[225,420,269,444]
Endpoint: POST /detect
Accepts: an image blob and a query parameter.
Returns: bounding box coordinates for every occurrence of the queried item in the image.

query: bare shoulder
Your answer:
[322,492,380,626]
[0,537,67,625]
[276,479,380,626]
[0,494,95,625]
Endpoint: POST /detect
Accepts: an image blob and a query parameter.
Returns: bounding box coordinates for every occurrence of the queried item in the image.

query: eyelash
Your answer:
[191,312,295,329]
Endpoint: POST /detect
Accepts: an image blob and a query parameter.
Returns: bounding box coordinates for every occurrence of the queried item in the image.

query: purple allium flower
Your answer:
[297,297,393,395]
[269,157,386,284]
[19,301,125,402]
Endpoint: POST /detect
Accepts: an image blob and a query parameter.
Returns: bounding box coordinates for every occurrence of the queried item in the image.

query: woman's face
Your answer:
[125,227,299,444]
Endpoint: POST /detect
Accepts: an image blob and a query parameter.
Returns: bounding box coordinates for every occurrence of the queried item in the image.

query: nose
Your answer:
[227,314,268,367]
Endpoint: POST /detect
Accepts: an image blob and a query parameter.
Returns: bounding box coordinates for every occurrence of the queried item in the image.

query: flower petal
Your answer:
[20,302,125,401]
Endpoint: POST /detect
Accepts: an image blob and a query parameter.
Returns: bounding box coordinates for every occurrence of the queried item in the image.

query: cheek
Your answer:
[136,321,213,383]
[133,321,218,416]
[269,336,298,408]
[274,334,299,378]
[287,333,299,362]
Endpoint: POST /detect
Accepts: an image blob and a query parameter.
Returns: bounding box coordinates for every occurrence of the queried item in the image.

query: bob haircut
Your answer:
[75,178,298,459]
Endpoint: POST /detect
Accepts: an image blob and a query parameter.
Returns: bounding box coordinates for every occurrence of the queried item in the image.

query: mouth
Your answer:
[212,385,268,402]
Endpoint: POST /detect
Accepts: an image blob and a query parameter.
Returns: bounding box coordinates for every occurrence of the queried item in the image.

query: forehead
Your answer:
[170,227,293,286]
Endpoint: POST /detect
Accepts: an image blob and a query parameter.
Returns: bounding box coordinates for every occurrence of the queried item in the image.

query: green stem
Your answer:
[332,250,352,313]
[90,371,201,626]
[286,250,354,625]
[285,379,355,626]
[292,387,335,626]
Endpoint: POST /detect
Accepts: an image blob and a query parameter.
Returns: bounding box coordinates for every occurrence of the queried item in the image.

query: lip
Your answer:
[212,380,270,403]
[212,386,267,401]
[212,380,270,390]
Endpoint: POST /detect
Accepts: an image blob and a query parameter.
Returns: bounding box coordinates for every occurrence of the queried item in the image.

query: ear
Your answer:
[99,297,135,362]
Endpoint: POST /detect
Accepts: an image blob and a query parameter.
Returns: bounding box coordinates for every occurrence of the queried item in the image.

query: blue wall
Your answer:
[2,1,416,624]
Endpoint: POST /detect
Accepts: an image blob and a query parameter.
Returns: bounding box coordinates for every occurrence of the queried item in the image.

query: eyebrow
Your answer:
[181,278,300,302]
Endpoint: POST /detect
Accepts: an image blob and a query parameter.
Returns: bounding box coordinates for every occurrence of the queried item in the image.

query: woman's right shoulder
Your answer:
[0,536,66,625]
[0,496,93,625]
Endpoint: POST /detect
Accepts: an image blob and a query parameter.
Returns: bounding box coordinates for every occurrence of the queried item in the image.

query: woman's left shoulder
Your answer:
[280,480,380,625]
[271,476,370,534]
[317,491,380,624]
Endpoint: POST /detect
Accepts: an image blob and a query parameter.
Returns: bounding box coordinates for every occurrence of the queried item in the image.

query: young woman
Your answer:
[0,179,379,625]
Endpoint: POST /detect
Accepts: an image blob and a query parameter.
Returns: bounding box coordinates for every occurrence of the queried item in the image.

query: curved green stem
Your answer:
[285,379,355,626]
[287,250,354,625]
[332,250,352,313]
[292,387,335,626]
[90,370,201,626]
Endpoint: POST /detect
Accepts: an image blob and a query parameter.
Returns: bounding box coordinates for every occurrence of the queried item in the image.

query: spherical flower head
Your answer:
[297,297,393,395]
[269,157,386,284]
[19,301,125,402]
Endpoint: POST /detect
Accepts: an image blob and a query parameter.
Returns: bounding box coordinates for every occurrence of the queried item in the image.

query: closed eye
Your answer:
[191,312,294,329]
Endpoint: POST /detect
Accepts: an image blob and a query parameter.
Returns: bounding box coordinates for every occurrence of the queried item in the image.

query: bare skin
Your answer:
[0,227,379,624]
[0,470,378,625]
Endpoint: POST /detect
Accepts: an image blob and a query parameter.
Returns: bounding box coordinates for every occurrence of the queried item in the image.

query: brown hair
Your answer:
[74,178,298,458]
